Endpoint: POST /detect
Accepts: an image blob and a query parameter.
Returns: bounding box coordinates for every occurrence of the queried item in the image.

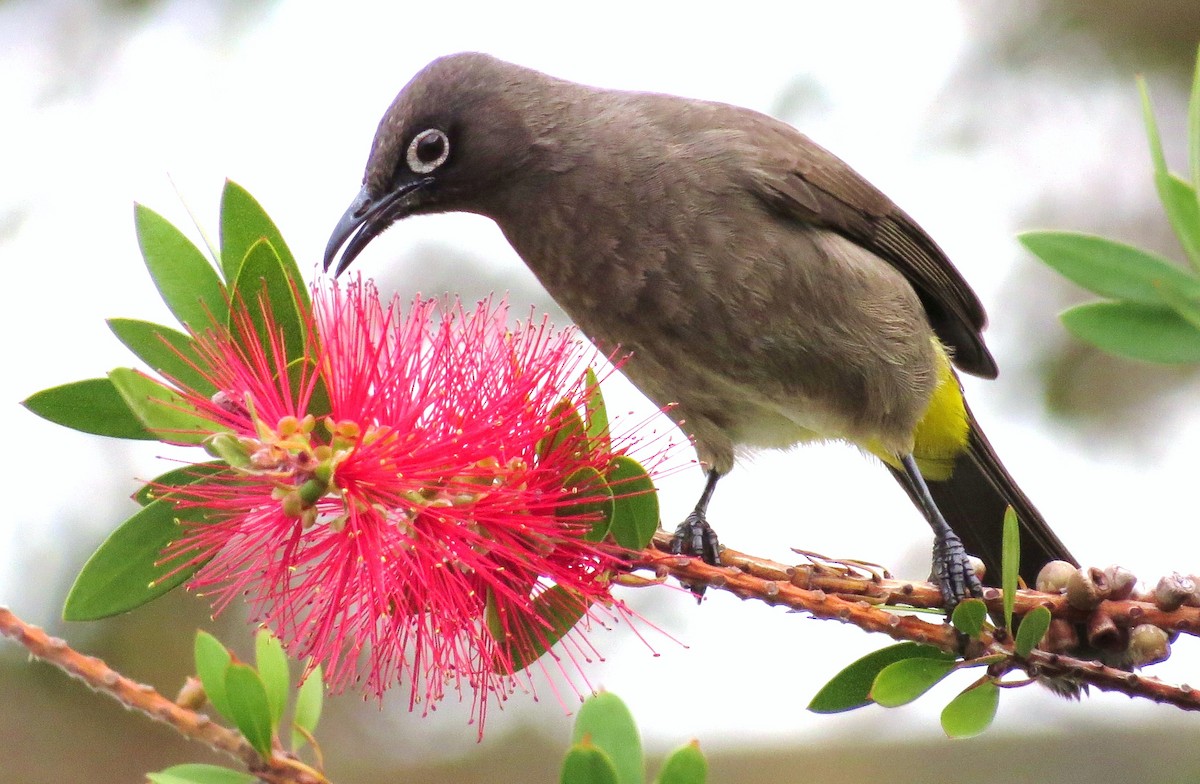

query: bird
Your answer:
[323,52,1077,608]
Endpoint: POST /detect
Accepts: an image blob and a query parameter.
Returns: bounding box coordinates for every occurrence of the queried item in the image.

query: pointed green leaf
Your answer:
[871,657,957,708]
[1015,605,1053,658]
[135,462,226,506]
[1189,44,1200,191]
[108,318,215,395]
[572,692,644,784]
[1001,506,1019,631]
[808,642,956,714]
[255,629,289,731]
[228,237,308,365]
[219,181,307,312]
[135,203,228,331]
[22,378,153,440]
[490,585,592,672]
[654,740,707,784]
[147,763,255,784]
[1019,232,1200,305]
[1060,301,1200,364]
[561,742,620,784]
[224,663,274,759]
[1156,275,1200,331]
[583,367,611,451]
[108,368,222,444]
[291,663,324,751]
[1140,75,1200,270]
[951,599,987,638]
[560,465,615,542]
[62,500,208,621]
[940,679,999,739]
[1156,173,1200,271]
[606,456,659,550]
[194,630,234,721]
[539,398,589,461]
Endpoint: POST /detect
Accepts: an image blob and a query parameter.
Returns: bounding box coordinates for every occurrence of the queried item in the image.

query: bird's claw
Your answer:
[670,509,721,601]
[932,532,984,614]
[670,509,721,566]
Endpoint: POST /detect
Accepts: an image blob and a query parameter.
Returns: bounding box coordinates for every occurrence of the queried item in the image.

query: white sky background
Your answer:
[5,0,1200,763]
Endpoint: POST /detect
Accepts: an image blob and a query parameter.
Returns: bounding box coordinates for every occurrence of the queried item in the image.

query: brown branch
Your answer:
[637,533,1200,711]
[0,606,327,784]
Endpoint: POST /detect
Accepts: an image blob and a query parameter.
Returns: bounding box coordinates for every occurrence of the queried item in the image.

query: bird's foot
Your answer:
[670,509,721,601]
[932,531,984,614]
[670,509,721,566]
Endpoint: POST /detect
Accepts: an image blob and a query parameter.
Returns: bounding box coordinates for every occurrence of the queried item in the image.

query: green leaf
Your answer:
[561,742,620,784]
[1015,605,1053,658]
[1156,173,1200,271]
[950,599,987,638]
[291,663,324,751]
[22,378,153,440]
[560,465,615,542]
[539,398,589,461]
[228,237,308,365]
[870,657,957,708]
[1155,275,1200,331]
[255,629,289,731]
[1140,75,1200,271]
[287,357,331,419]
[940,679,1000,739]
[108,318,215,395]
[572,692,644,784]
[108,367,222,444]
[1190,44,1200,191]
[583,367,611,451]
[1060,301,1200,364]
[135,203,228,331]
[1001,506,1018,631]
[606,456,660,550]
[62,500,208,621]
[1019,232,1200,306]
[808,642,956,714]
[147,763,256,784]
[194,630,234,721]
[135,462,226,506]
[219,180,308,312]
[225,663,275,760]
[489,585,592,672]
[654,741,707,784]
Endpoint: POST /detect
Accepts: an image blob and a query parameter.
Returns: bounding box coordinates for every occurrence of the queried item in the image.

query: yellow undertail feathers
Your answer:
[868,340,970,481]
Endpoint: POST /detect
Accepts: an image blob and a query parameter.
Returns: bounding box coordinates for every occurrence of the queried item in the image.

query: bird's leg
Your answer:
[899,454,983,612]
[670,468,722,566]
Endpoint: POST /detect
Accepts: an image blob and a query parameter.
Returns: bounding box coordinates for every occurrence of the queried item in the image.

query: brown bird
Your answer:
[323,52,1076,606]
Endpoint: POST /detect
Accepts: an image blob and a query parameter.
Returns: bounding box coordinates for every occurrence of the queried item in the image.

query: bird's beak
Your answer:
[323,178,434,276]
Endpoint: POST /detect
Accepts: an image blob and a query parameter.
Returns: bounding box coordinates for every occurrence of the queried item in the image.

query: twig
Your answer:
[0,606,327,784]
[637,533,1200,710]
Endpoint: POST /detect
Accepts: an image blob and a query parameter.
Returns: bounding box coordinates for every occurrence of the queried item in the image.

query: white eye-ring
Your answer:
[406,128,450,174]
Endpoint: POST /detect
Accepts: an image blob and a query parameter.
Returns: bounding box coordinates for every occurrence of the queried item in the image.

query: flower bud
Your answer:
[1066,567,1110,610]
[1126,624,1171,667]
[1036,560,1076,594]
[1153,573,1194,612]
[174,676,207,710]
[1103,566,1137,601]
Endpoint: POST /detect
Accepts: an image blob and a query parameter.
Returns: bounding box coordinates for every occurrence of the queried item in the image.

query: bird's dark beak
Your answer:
[323,178,434,276]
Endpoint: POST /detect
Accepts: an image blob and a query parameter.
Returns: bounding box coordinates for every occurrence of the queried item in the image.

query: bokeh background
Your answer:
[5,1,1200,781]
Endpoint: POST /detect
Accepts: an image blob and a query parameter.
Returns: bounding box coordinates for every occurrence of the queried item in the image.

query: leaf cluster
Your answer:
[1023,46,1200,363]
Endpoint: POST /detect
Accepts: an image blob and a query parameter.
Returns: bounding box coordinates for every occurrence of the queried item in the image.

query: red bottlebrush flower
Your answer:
[161,278,660,731]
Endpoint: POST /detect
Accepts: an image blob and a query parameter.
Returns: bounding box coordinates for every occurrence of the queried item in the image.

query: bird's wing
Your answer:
[747,129,998,379]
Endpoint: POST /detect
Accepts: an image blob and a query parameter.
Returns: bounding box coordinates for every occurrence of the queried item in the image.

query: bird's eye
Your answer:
[406,128,450,174]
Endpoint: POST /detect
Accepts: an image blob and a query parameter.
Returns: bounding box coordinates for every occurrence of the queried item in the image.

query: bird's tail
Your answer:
[888,401,1077,587]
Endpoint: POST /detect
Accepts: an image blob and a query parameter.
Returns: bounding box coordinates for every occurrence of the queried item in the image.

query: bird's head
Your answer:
[324,53,545,276]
